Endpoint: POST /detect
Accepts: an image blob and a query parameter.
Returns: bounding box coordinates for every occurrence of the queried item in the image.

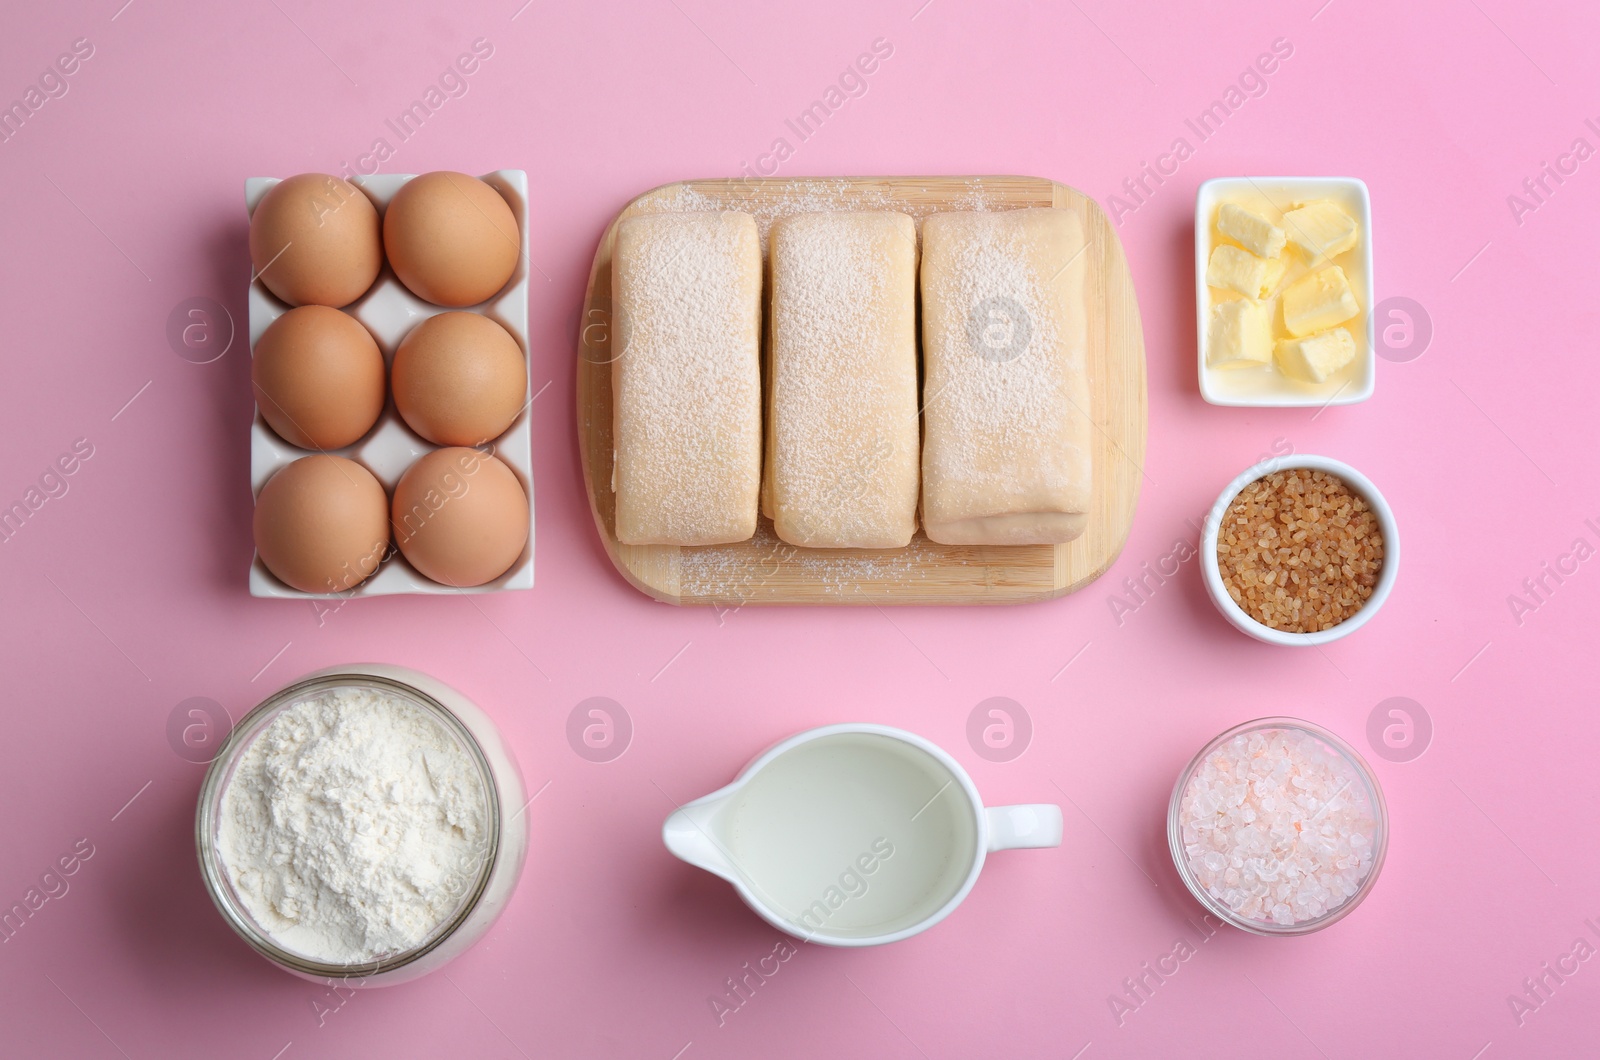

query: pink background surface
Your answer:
[2,0,1598,1056]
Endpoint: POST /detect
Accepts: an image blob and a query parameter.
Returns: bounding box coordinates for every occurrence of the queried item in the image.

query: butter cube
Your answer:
[1206,245,1278,299]
[1260,254,1287,297]
[1276,327,1357,383]
[1206,299,1272,370]
[1217,203,1286,258]
[1282,200,1359,263]
[1282,265,1359,337]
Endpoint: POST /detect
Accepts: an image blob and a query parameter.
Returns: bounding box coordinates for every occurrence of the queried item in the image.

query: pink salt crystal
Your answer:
[1179,727,1377,926]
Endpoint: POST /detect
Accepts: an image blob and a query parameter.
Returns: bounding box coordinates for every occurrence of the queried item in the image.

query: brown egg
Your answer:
[252,306,386,450]
[254,455,390,593]
[383,172,519,307]
[249,173,383,308]
[392,313,526,446]
[392,448,528,587]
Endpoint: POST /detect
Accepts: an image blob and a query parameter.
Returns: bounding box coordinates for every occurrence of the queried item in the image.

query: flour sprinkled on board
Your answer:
[679,521,934,599]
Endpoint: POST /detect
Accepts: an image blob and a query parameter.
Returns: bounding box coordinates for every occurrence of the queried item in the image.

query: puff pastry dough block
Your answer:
[919,208,1092,545]
[765,211,920,549]
[611,211,763,546]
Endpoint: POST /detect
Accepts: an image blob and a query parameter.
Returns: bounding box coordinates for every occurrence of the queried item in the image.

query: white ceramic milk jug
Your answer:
[662,723,1062,946]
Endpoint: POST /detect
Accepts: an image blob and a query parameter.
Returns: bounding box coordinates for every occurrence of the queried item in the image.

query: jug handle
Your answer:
[986,804,1064,852]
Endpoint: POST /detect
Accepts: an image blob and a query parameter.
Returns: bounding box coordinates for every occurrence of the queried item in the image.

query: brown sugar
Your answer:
[1217,468,1384,633]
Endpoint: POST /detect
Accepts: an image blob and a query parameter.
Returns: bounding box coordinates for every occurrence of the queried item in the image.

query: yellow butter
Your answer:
[1206,245,1279,300]
[1282,265,1359,337]
[1276,327,1356,383]
[1260,254,1287,298]
[1207,298,1272,370]
[1217,202,1287,259]
[1282,201,1359,264]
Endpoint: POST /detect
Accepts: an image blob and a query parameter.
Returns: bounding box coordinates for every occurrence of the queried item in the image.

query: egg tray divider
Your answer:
[246,170,535,598]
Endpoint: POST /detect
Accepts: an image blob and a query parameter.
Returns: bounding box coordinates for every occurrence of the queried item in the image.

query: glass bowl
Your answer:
[196,665,527,985]
[1167,716,1388,936]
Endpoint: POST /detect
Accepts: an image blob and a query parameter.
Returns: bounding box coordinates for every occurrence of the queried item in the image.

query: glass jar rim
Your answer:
[195,671,502,978]
[1166,716,1389,937]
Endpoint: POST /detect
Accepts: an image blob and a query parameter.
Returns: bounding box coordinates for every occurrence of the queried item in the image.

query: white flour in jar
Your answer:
[217,685,488,964]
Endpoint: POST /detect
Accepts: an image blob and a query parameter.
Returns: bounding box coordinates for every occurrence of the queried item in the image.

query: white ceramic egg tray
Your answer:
[246,170,535,599]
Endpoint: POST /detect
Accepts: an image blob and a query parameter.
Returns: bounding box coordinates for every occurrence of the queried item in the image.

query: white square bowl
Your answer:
[246,170,535,599]
[1195,176,1374,407]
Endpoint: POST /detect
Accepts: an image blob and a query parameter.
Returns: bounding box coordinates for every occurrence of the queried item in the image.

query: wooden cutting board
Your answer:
[576,176,1147,606]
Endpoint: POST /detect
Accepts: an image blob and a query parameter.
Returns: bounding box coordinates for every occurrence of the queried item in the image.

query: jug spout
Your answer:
[663,800,739,883]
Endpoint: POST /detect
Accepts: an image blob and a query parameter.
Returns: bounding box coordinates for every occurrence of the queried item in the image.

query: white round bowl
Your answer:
[1200,454,1398,646]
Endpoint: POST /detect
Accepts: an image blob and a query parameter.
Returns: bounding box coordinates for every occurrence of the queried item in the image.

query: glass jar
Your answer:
[196,664,528,985]
[1167,716,1388,936]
